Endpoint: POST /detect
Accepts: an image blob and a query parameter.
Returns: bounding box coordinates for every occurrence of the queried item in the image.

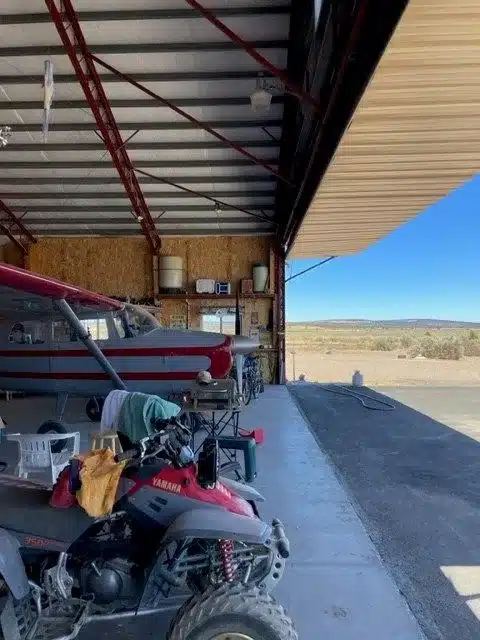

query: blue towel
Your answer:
[117,392,181,442]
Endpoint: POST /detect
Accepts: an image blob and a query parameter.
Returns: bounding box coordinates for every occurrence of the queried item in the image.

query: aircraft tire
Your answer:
[37,420,68,453]
[85,397,104,422]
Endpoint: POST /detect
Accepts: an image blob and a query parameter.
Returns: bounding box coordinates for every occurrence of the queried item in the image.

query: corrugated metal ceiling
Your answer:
[0,0,291,238]
[290,0,480,258]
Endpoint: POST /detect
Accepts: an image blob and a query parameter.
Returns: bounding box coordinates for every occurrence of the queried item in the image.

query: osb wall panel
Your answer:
[159,236,271,292]
[27,236,271,299]
[194,299,270,331]
[28,237,152,298]
[0,242,25,268]
[157,236,273,338]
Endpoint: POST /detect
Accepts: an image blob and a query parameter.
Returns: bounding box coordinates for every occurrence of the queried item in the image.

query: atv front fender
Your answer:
[0,529,29,599]
[219,476,265,502]
[161,508,271,545]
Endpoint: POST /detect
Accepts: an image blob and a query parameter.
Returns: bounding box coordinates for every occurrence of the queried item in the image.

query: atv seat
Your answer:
[0,484,93,546]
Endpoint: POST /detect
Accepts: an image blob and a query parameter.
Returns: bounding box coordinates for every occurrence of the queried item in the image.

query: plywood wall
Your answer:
[158,236,271,292]
[0,242,25,268]
[28,237,153,297]
[159,296,271,332]
[157,236,273,340]
[26,236,271,299]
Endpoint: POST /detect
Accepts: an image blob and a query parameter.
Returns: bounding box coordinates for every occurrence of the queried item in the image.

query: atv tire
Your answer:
[167,583,298,640]
[37,420,68,453]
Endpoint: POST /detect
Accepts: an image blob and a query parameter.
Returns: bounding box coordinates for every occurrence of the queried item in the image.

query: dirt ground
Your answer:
[286,350,480,386]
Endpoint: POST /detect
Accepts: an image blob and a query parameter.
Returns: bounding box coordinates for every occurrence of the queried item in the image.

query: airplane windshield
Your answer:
[124,306,159,337]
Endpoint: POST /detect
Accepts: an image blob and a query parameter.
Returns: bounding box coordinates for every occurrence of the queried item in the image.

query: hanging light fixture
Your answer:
[249,74,273,115]
[249,73,291,115]
[42,59,55,142]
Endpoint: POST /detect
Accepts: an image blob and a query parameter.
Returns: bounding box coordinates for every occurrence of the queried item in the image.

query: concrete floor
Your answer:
[0,388,423,639]
[290,383,480,640]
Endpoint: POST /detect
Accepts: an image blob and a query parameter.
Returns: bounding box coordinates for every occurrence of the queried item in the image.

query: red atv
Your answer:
[0,418,297,640]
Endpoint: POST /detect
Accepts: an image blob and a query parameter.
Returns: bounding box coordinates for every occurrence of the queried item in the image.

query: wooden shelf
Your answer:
[157,292,274,300]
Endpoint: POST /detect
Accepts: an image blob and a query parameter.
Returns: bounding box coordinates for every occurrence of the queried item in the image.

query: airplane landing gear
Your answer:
[85,396,104,422]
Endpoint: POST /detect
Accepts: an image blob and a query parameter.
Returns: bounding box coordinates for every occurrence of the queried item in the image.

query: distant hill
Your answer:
[288,319,480,329]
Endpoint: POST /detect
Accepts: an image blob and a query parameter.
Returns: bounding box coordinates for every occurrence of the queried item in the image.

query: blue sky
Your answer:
[286,174,479,322]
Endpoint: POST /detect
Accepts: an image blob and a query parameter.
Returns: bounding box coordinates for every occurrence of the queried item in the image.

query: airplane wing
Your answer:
[0,262,124,315]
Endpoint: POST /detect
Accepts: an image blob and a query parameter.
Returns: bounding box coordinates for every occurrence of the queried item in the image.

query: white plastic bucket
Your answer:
[159,256,183,290]
[252,263,268,293]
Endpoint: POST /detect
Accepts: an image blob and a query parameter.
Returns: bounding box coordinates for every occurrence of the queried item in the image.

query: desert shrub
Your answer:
[416,336,463,360]
[370,336,398,351]
[463,341,480,357]
[468,329,479,341]
[408,342,422,358]
[399,334,415,348]
[461,334,480,356]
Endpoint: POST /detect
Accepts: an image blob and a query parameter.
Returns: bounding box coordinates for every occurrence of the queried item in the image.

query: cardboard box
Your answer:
[241,278,254,294]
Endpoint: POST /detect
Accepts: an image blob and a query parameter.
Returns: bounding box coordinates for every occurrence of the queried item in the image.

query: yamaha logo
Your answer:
[152,477,182,494]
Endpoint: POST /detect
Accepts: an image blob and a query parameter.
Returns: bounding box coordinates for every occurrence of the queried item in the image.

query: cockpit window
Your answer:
[9,320,46,344]
[114,315,126,339]
[79,318,109,341]
[125,306,158,337]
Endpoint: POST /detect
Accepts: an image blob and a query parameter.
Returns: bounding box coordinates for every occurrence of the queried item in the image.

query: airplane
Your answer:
[0,262,257,421]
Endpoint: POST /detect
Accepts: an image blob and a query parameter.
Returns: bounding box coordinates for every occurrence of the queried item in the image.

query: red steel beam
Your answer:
[91,55,292,186]
[0,200,37,255]
[184,0,320,111]
[45,0,161,253]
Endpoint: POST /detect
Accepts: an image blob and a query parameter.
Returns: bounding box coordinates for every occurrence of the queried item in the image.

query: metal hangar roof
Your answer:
[0,0,292,248]
[0,1,411,256]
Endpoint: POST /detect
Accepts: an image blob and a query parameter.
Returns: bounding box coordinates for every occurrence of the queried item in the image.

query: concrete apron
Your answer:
[240,386,424,639]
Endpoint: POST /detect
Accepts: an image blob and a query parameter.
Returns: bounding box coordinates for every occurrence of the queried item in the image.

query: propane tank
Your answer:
[352,370,364,387]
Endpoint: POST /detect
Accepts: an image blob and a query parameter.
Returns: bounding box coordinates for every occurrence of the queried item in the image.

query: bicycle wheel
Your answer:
[252,375,261,400]
[243,374,253,406]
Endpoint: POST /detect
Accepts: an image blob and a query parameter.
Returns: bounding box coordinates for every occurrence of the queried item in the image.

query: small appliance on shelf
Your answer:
[195,279,216,294]
[215,282,231,295]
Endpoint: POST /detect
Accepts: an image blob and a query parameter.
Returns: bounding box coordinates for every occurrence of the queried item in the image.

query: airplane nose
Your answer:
[230,335,259,355]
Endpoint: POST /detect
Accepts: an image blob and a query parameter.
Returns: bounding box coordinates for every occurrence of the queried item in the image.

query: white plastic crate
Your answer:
[7,432,80,485]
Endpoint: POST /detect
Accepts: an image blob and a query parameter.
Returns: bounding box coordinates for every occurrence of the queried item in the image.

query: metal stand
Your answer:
[180,379,246,480]
[190,409,240,451]
[55,393,69,421]
[189,409,243,480]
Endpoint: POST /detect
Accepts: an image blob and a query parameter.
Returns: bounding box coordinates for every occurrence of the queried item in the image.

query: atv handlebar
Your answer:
[114,448,139,463]
[114,416,193,467]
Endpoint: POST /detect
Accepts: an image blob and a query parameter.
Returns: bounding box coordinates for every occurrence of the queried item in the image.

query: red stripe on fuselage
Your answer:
[0,344,228,358]
[0,338,233,378]
[0,371,199,381]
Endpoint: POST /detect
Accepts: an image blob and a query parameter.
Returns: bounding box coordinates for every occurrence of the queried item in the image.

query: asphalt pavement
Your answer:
[290,383,480,640]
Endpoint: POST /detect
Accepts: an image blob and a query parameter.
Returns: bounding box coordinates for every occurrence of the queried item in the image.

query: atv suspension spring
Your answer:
[219,539,235,582]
